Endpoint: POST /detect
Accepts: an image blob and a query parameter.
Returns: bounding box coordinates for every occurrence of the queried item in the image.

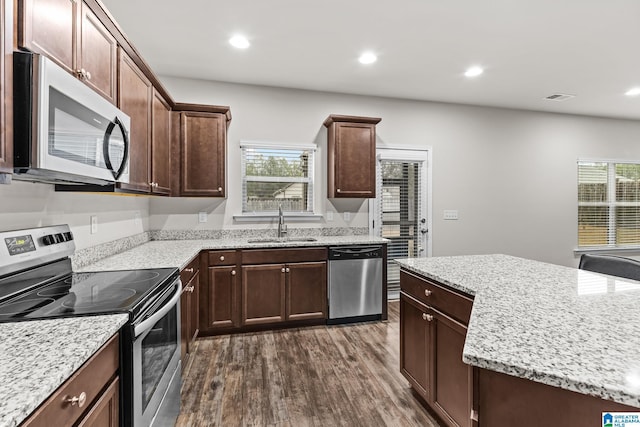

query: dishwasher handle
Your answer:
[328,245,383,260]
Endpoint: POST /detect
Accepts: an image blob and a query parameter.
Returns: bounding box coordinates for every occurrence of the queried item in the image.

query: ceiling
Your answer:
[100,0,640,120]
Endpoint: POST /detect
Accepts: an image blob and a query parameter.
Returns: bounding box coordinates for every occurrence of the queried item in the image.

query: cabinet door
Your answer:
[188,270,200,348]
[151,90,171,195]
[0,0,12,174]
[400,292,430,400]
[77,377,119,427]
[78,3,116,103]
[208,266,238,329]
[332,122,376,197]
[180,285,190,366]
[180,112,226,197]
[287,261,327,321]
[118,49,151,193]
[19,0,77,74]
[431,308,473,427]
[242,264,285,326]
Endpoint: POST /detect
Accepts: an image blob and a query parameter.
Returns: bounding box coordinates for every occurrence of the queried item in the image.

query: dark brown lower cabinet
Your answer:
[208,265,239,329]
[77,377,119,427]
[242,264,286,326]
[400,293,430,399]
[242,261,327,327]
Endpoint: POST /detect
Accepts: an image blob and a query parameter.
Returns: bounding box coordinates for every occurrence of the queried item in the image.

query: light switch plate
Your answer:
[198,212,208,223]
[443,210,459,220]
[90,216,98,234]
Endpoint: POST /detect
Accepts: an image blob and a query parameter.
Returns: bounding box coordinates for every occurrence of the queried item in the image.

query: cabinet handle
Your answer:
[184,268,194,273]
[190,285,195,293]
[218,187,223,192]
[470,409,479,422]
[64,391,87,408]
[281,268,286,273]
[336,188,341,193]
[231,270,236,276]
[220,255,225,261]
[422,313,433,321]
[286,267,290,273]
[424,289,432,297]
[85,70,91,80]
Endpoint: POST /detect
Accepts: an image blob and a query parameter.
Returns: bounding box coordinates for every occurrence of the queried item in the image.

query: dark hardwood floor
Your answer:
[177,301,440,426]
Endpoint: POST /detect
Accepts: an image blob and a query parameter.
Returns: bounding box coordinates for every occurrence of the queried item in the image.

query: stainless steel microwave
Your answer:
[13,52,130,185]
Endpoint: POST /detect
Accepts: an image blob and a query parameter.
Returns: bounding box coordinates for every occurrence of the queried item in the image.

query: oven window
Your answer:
[48,87,109,168]
[141,305,178,412]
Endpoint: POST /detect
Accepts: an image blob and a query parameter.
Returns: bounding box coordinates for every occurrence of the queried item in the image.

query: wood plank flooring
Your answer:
[176,301,440,427]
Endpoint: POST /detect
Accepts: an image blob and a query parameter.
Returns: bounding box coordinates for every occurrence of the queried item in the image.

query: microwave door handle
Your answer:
[103,116,129,180]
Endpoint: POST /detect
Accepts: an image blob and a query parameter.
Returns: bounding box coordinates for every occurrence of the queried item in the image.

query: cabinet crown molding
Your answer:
[323,114,381,127]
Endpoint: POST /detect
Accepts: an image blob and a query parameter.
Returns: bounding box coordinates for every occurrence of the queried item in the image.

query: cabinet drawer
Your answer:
[22,333,119,427]
[180,256,200,283]
[400,270,473,325]
[242,248,327,264]
[208,250,237,266]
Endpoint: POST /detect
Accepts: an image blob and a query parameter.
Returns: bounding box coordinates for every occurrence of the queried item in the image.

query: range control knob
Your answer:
[64,232,74,241]
[42,235,55,246]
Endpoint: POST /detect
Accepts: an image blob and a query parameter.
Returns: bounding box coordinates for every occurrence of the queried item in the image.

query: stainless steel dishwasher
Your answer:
[328,245,383,323]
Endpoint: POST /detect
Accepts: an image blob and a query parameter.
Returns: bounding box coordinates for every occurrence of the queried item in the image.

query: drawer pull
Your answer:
[424,289,432,297]
[285,267,290,273]
[64,391,87,408]
[184,268,194,273]
[218,187,223,192]
[336,188,341,193]
[281,268,286,273]
[422,313,433,322]
[220,255,225,261]
[231,270,236,276]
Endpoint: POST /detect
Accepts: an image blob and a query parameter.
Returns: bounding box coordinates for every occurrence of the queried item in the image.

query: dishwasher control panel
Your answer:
[328,246,383,260]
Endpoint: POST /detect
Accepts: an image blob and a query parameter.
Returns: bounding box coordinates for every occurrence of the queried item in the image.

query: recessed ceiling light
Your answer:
[464,66,484,78]
[358,52,377,65]
[625,87,640,97]
[229,35,250,49]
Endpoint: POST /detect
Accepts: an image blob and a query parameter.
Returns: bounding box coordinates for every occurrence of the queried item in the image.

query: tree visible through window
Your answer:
[578,161,640,247]
[241,144,315,213]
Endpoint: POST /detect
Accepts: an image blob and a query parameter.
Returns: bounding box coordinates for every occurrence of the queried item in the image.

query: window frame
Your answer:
[239,140,317,217]
[577,159,640,252]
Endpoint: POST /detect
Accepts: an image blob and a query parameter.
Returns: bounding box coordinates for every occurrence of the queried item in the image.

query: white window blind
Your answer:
[241,142,315,213]
[578,161,640,248]
[377,159,423,287]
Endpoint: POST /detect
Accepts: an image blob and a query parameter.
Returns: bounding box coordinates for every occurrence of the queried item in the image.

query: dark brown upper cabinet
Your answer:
[151,89,172,195]
[323,114,381,198]
[19,0,118,104]
[172,104,231,197]
[0,0,13,177]
[118,48,152,193]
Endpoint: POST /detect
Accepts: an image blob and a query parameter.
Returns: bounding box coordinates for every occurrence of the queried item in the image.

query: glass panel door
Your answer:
[371,149,429,299]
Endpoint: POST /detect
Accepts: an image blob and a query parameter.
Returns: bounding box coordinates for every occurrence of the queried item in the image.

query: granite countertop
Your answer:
[395,254,640,408]
[77,235,389,272]
[0,314,128,427]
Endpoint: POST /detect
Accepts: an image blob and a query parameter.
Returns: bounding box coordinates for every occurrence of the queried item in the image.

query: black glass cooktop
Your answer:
[0,264,179,322]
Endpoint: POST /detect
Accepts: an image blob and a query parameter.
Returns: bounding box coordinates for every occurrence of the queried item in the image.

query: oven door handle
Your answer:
[133,280,182,338]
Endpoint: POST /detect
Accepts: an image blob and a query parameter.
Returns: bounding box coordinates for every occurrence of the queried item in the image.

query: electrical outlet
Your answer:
[90,216,98,234]
[344,212,351,221]
[443,210,459,220]
[198,212,208,223]
[326,211,334,221]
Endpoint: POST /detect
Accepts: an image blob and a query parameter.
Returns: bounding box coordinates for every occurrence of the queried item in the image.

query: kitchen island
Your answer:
[396,254,640,426]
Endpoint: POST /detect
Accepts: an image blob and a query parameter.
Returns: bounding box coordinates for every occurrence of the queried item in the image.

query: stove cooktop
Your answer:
[0,267,180,322]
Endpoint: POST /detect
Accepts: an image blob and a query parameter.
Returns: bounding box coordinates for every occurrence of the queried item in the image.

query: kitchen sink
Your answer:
[247,237,318,243]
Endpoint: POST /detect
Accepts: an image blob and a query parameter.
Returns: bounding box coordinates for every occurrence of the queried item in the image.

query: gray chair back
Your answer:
[578,254,640,281]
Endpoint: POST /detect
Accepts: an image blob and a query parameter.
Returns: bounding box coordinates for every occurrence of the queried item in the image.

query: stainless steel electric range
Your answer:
[0,225,182,427]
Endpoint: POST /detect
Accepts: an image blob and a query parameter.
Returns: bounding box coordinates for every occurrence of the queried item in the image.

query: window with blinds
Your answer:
[241,142,315,213]
[578,161,640,248]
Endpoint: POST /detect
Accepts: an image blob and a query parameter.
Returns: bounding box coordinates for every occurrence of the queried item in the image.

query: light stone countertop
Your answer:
[395,254,640,408]
[0,314,128,427]
[76,236,389,272]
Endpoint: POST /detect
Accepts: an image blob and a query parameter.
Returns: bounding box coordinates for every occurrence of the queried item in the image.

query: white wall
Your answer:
[0,181,149,250]
[158,77,640,267]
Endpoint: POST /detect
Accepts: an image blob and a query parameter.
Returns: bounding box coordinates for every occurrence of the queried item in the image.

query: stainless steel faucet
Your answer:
[277,205,287,238]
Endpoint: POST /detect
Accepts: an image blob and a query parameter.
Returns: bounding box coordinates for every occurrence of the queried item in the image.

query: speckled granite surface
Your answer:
[0,314,128,427]
[395,254,640,408]
[76,235,389,272]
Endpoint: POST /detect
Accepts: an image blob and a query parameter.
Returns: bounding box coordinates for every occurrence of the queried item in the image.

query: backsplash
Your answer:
[71,227,369,269]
